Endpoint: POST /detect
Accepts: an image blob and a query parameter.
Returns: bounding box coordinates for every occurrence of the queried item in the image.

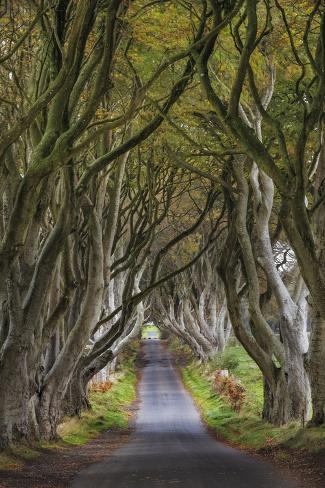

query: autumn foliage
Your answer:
[89,381,113,393]
[214,371,246,412]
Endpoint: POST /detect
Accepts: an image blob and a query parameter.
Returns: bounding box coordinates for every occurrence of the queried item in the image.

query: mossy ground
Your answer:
[179,341,325,453]
[0,355,137,470]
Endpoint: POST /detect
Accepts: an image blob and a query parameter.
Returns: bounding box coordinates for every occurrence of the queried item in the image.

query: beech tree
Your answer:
[155,246,232,360]
[0,0,210,446]
[155,0,324,425]
[1,0,325,450]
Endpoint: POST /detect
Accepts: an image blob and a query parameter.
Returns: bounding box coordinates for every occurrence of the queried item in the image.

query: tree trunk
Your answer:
[37,394,59,441]
[0,342,33,447]
[64,371,90,417]
[308,135,325,425]
[0,270,37,446]
[34,206,104,440]
[308,310,325,425]
[262,372,290,425]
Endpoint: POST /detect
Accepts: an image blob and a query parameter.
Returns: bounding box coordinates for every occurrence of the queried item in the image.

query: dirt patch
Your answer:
[0,427,132,488]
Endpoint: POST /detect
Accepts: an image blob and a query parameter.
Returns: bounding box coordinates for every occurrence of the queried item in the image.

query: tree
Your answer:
[0,0,209,446]
[184,0,324,424]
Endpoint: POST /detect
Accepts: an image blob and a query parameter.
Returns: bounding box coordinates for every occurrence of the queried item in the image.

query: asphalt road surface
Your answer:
[71,340,298,488]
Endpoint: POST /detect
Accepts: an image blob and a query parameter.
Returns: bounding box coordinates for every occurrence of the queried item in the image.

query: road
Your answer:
[71,340,299,488]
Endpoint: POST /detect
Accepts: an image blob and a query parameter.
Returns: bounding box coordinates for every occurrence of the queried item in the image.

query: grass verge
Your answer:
[58,357,137,445]
[0,354,137,470]
[179,341,325,453]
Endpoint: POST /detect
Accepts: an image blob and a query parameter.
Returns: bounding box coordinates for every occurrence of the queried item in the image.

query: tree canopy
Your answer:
[0,0,325,447]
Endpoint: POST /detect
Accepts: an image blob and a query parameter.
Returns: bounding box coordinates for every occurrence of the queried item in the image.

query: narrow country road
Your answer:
[71,340,298,488]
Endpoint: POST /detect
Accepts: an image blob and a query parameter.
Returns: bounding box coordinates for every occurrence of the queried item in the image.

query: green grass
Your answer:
[0,355,138,469]
[141,324,161,339]
[181,343,325,453]
[58,358,136,445]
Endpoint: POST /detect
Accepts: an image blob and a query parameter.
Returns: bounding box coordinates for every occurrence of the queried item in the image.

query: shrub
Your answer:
[214,371,246,412]
[221,351,240,371]
[89,381,113,393]
[211,350,240,371]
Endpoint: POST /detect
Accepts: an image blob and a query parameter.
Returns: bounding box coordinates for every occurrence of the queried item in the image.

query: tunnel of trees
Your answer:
[0,0,325,448]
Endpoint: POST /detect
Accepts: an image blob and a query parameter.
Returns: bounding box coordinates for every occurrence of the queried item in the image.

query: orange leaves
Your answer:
[89,381,113,393]
[214,370,246,412]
